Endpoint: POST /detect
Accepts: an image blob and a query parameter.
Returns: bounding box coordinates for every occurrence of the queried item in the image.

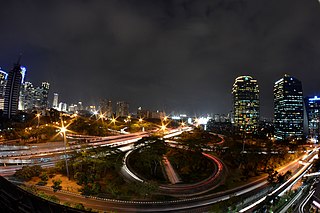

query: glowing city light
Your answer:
[60,126,67,133]
[161,125,166,131]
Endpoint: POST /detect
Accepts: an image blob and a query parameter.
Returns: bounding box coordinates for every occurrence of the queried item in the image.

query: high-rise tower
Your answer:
[116,101,129,118]
[0,69,8,110]
[52,93,59,109]
[19,81,34,111]
[274,74,304,140]
[305,96,320,142]
[232,76,260,133]
[100,99,113,117]
[4,58,23,118]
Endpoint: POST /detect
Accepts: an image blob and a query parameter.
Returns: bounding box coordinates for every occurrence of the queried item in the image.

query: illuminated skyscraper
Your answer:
[19,81,34,111]
[4,59,23,118]
[305,96,320,142]
[100,99,113,117]
[0,69,8,110]
[116,101,129,117]
[33,82,50,109]
[59,102,67,112]
[52,93,59,109]
[40,82,50,109]
[274,74,304,140]
[232,76,260,133]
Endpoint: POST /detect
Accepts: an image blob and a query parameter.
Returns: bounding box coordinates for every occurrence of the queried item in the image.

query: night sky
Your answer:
[1,0,320,118]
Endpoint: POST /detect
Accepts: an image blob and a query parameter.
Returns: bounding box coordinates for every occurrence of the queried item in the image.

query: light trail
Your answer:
[299,189,315,213]
[239,147,318,212]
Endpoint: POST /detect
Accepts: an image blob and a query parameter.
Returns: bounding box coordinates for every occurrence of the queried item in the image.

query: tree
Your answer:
[14,165,43,181]
[52,179,62,192]
[277,170,292,183]
[40,172,48,181]
[267,169,278,185]
[132,138,168,178]
[74,203,85,210]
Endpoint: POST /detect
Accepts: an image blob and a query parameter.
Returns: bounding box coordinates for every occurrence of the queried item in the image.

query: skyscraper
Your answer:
[116,101,129,117]
[19,81,34,111]
[40,82,50,109]
[32,81,50,109]
[0,69,7,110]
[274,74,304,140]
[100,99,113,117]
[305,96,320,142]
[59,102,67,112]
[52,93,59,109]
[232,76,260,133]
[4,59,23,119]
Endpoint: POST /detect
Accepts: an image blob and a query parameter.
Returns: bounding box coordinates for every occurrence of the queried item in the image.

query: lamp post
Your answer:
[139,118,144,132]
[60,124,70,179]
[161,124,166,131]
[111,117,116,126]
[181,121,185,130]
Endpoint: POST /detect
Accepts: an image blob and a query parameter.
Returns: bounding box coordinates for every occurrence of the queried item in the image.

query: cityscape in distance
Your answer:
[1,1,320,213]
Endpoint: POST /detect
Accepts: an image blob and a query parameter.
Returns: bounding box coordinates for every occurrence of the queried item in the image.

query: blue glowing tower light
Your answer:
[20,66,26,84]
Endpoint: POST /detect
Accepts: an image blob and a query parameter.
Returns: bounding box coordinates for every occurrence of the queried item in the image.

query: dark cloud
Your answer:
[1,0,320,117]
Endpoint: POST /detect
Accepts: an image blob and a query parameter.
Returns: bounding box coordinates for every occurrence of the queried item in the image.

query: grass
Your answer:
[27,174,81,193]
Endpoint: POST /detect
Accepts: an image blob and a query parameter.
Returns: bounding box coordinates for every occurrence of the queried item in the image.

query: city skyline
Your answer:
[1,0,320,117]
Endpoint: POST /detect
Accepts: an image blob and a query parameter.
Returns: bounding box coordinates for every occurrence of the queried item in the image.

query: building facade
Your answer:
[100,99,113,117]
[232,76,260,133]
[305,96,320,142]
[3,61,23,118]
[116,101,129,117]
[58,102,67,112]
[40,82,50,109]
[52,93,59,109]
[0,69,7,110]
[19,81,34,111]
[274,74,304,140]
[19,81,50,111]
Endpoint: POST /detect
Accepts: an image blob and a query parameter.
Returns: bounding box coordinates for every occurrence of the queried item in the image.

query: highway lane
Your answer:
[0,131,151,158]
[162,156,181,184]
[299,188,315,213]
[239,148,318,212]
[1,129,312,212]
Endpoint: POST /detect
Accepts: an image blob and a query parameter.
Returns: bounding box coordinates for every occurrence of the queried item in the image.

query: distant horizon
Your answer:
[2,62,316,119]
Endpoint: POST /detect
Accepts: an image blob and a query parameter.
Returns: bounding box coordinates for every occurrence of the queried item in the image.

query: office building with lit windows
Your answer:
[4,61,23,119]
[274,74,304,140]
[232,76,260,133]
[34,82,50,109]
[52,93,59,109]
[0,69,8,110]
[116,101,129,117]
[305,96,320,142]
[100,99,113,117]
[19,81,34,111]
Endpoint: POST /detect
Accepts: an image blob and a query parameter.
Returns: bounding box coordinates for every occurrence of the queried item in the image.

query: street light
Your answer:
[111,117,117,125]
[181,121,185,129]
[161,124,166,131]
[99,114,104,119]
[59,121,70,180]
[138,118,144,132]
